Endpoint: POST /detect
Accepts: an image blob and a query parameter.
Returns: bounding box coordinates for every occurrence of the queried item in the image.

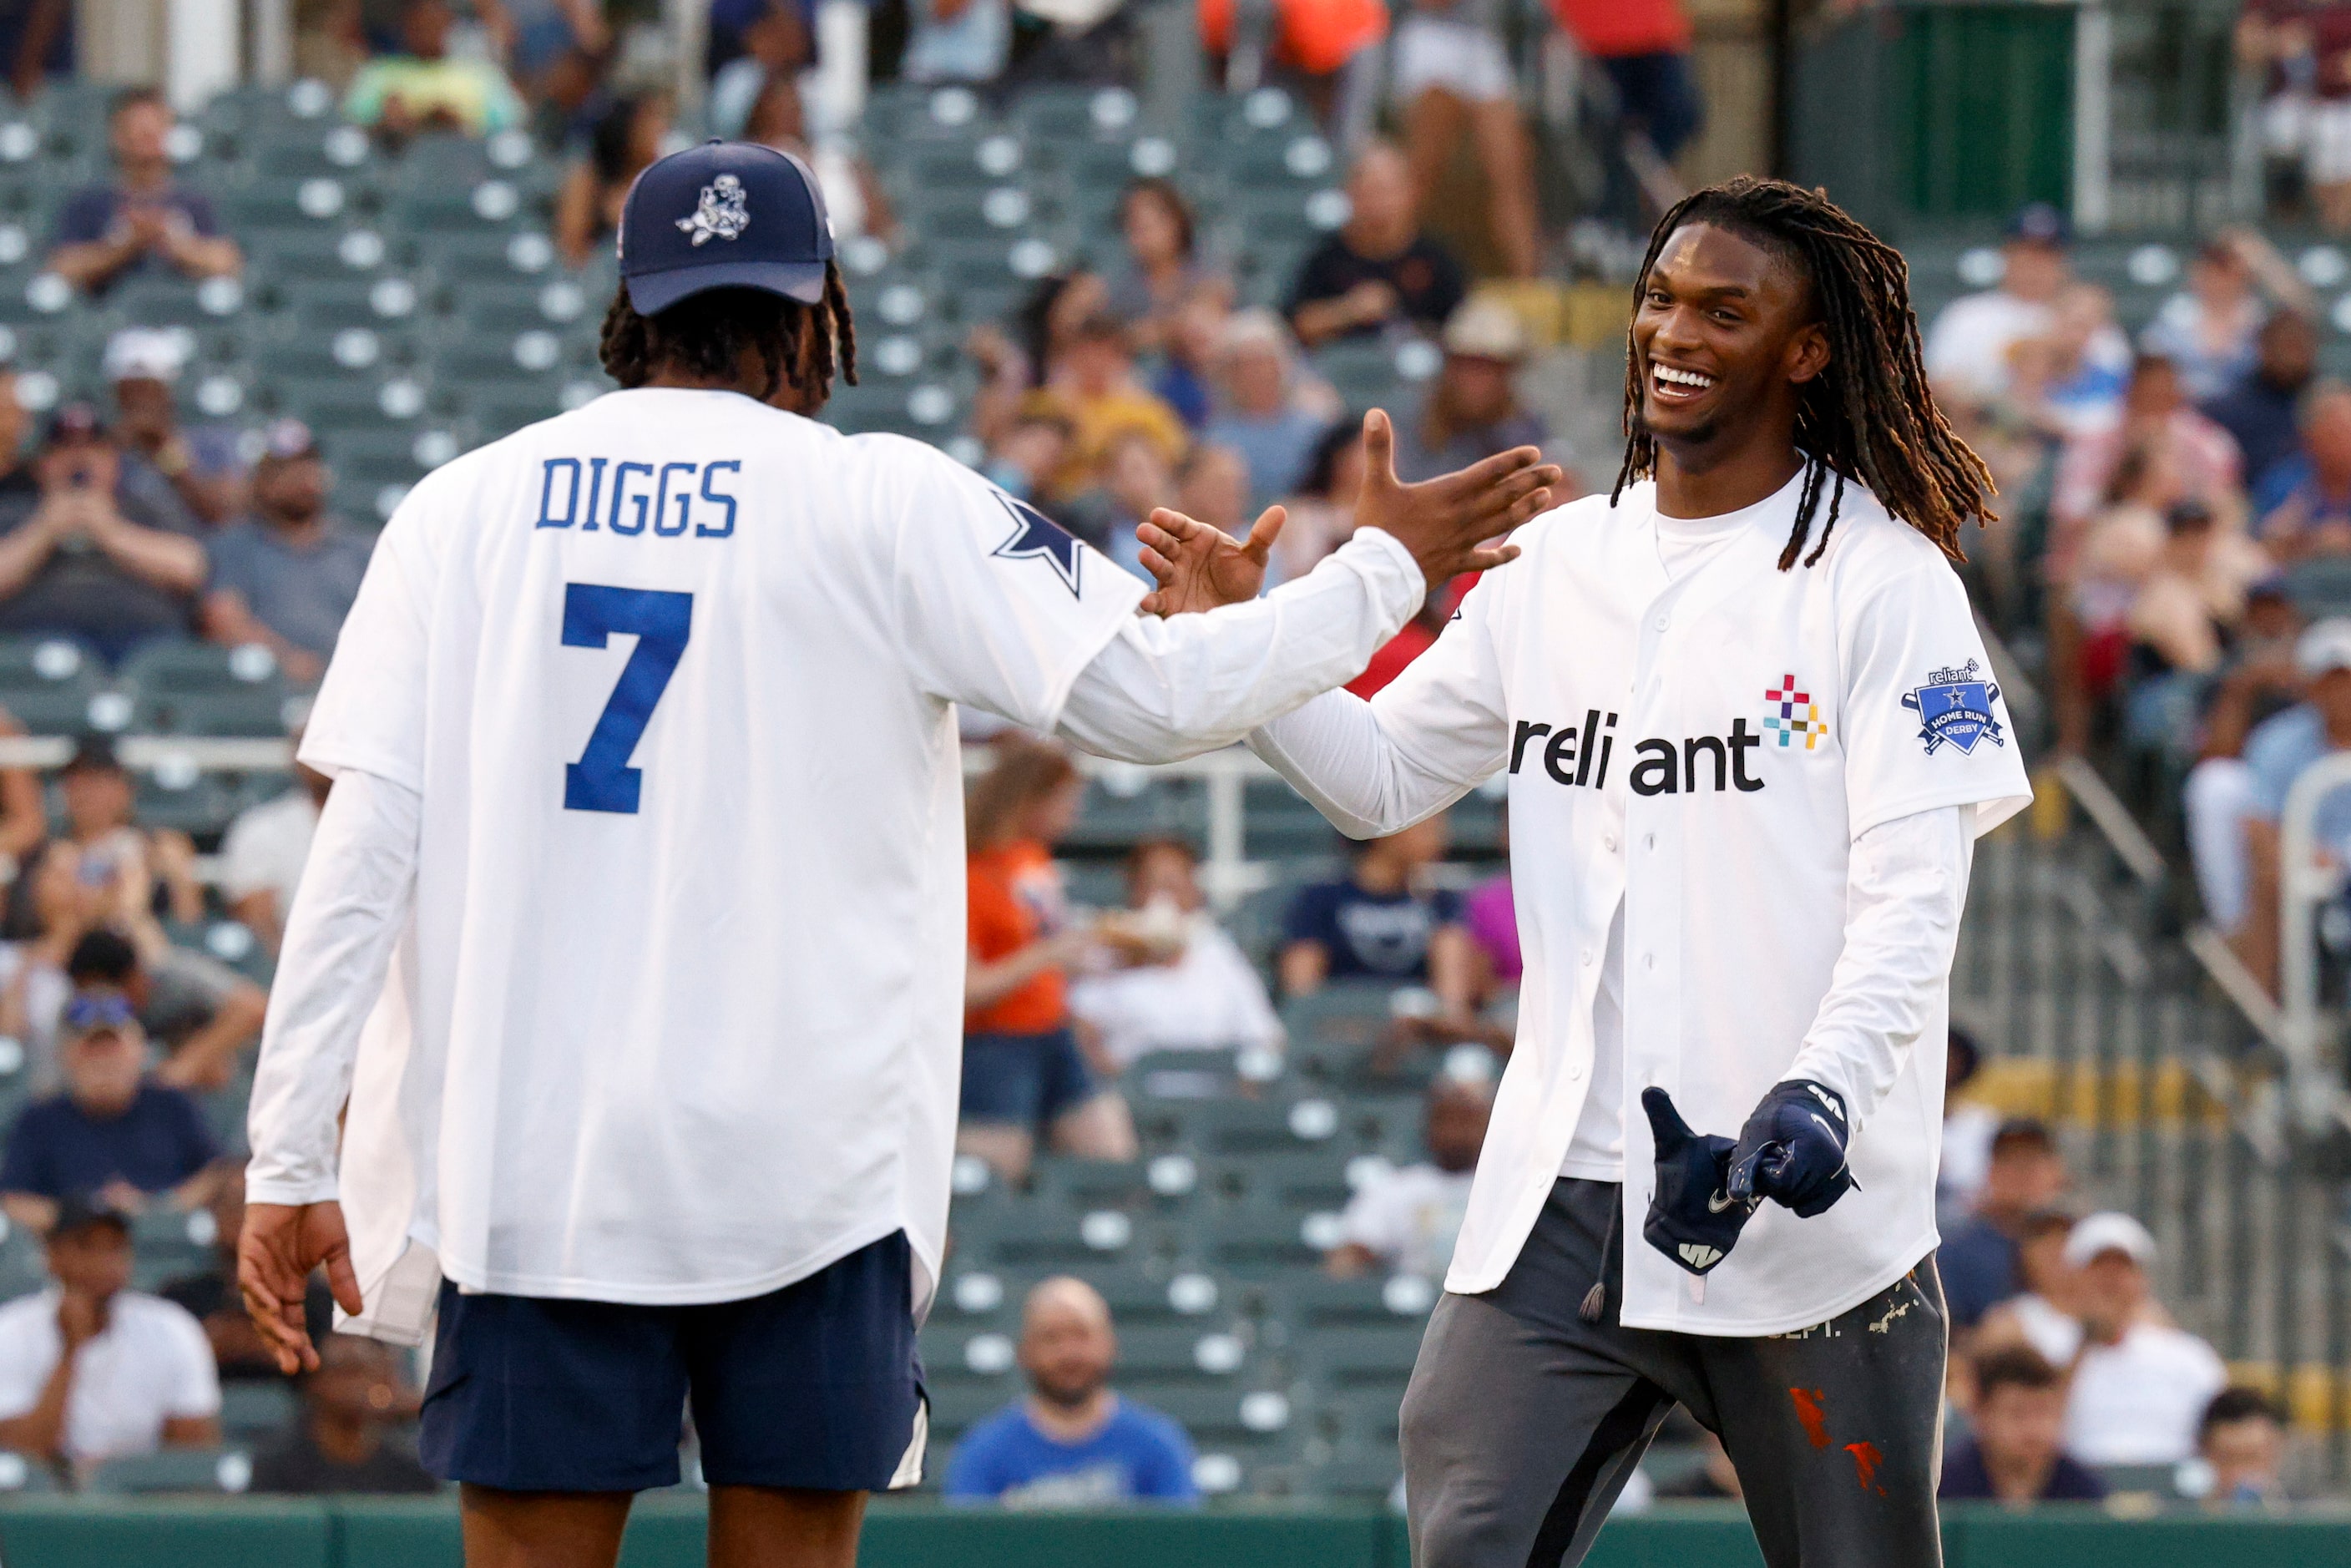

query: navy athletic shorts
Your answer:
[418,1231,926,1494]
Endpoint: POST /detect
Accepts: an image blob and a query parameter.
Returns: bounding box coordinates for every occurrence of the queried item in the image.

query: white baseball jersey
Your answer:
[281,387,1147,1313]
[1254,470,2032,1333]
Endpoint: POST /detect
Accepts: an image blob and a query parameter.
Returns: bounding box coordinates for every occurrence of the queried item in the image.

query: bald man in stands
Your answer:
[943,1277,1200,1504]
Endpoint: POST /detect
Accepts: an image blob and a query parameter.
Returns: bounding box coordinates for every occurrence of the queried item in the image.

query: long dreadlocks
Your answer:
[598,261,858,404]
[1610,176,1995,571]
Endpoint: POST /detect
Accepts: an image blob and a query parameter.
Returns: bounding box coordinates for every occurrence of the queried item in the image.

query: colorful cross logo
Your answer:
[1763,674,1823,750]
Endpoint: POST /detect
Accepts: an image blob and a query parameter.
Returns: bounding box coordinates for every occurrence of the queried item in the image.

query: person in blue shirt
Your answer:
[2237,619,2351,991]
[0,993,220,1234]
[944,1277,1198,1505]
[1279,815,1469,998]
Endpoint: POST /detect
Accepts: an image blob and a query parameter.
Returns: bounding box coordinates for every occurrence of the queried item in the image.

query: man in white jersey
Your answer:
[235,141,1560,1568]
[1140,177,2032,1565]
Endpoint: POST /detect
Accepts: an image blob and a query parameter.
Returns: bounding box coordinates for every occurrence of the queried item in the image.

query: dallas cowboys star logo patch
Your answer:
[990,493,1083,597]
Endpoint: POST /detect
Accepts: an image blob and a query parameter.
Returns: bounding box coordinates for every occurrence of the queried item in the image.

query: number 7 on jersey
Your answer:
[562,583,693,815]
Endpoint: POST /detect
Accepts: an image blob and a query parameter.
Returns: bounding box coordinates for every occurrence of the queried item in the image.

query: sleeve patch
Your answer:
[1898,660,2005,756]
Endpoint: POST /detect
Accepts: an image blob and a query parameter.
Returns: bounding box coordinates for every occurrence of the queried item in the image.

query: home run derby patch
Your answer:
[1900,660,2005,756]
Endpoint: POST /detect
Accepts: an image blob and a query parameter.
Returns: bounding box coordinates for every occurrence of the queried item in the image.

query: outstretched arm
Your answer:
[240,768,418,1369]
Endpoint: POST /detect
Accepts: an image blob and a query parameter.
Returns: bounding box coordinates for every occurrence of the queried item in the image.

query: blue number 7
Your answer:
[561,583,693,814]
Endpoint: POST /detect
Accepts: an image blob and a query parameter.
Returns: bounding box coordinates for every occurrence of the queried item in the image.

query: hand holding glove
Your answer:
[1727,1079,1856,1218]
[1640,1088,1753,1276]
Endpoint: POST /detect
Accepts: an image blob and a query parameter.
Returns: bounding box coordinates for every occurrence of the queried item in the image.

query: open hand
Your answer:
[1137,504,1287,616]
[240,1200,365,1374]
[1354,408,1559,588]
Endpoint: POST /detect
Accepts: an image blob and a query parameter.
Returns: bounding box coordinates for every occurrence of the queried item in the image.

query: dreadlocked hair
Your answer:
[598,260,858,402]
[1610,175,1995,571]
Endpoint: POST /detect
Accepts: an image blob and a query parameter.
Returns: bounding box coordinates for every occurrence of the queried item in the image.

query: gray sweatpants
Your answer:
[1401,1178,1946,1568]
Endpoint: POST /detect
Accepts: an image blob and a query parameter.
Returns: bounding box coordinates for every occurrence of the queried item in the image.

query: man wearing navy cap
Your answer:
[1922,200,2130,408]
[239,138,1556,1563]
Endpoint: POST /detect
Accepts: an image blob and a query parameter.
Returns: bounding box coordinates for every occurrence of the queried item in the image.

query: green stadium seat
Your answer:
[1028,1156,1203,1213]
[134,771,243,837]
[1110,1322,1253,1382]
[218,1381,297,1442]
[1119,1382,1300,1449]
[85,1448,255,1495]
[121,641,293,736]
[1140,1093,1350,1159]
[0,1449,55,1492]
[1215,1149,1354,1213]
[964,1203,1158,1271]
[1268,1272,1438,1334]
[0,635,108,733]
[129,1210,212,1292]
[1307,1446,1401,1500]
[1300,1321,1426,1387]
[924,1379,1014,1443]
[1191,1207,1328,1278]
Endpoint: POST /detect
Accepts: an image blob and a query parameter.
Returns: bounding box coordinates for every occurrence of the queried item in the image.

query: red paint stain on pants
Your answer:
[1846,1440,1886,1494]
[1788,1387,1831,1449]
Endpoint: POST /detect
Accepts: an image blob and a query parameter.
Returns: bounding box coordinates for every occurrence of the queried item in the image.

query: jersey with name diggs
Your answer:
[297,387,1143,1314]
[1344,473,2030,1335]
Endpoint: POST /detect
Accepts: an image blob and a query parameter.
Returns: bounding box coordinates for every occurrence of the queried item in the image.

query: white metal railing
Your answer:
[2276,750,2351,1129]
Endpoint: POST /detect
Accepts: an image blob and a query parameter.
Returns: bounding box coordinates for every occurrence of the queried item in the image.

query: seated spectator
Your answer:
[2253,379,2351,559]
[1066,428,1177,579]
[0,401,209,664]
[1326,1070,1489,1279]
[2182,579,2307,936]
[1279,816,1473,1007]
[900,0,1011,84]
[47,88,239,297]
[1069,838,1282,1073]
[1939,1345,2107,1504]
[200,419,371,685]
[105,329,245,527]
[1036,315,1190,498]
[252,1335,434,1495]
[1393,299,1552,484]
[960,740,1137,1184]
[220,766,330,959]
[0,993,220,1232]
[2140,231,2307,403]
[1938,1118,2069,1333]
[982,408,1075,505]
[967,271,1111,461]
[2204,310,2319,498]
[345,0,527,141]
[554,95,672,271]
[0,839,103,1090]
[1105,180,1229,357]
[1938,1028,2000,1226]
[944,1277,1197,1504]
[1393,0,1536,278]
[707,1,811,138]
[1172,444,1253,563]
[1203,310,1332,510]
[68,926,267,1097]
[2196,1386,2290,1506]
[58,740,200,933]
[1287,140,1467,347]
[1459,860,1518,999]
[741,76,896,249]
[2051,353,2243,551]
[1925,202,2127,409]
[0,0,69,100]
[2237,619,2351,989]
[0,1196,219,1464]
[2054,1212,2228,1468]
[1974,1206,2086,1363]
[1272,420,1367,584]
[2122,499,2273,756]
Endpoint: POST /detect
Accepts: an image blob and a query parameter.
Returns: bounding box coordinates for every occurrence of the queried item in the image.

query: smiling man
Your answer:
[1136,176,2033,1566]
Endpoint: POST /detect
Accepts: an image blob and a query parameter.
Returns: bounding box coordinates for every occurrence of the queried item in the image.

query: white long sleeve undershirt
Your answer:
[1249,690,1971,1131]
[245,529,1430,1206]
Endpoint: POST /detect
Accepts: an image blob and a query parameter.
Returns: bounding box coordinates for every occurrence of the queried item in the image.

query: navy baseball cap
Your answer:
[619,140,834,316]
[2005,201,2070,247]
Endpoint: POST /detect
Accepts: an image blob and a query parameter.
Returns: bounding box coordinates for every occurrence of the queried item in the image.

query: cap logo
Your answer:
[678,174,751,247]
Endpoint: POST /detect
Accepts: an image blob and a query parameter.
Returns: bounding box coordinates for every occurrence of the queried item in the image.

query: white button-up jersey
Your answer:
[287,388,1144,1316]
[1258,472,2030,1333]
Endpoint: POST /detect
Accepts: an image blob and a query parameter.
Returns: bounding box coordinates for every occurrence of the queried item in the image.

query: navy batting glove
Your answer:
[1641,1088,1753,1277]
[1727,1079,1855,1219]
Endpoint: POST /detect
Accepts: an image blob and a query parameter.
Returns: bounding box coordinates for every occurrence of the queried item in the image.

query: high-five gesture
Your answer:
[1135,408,1561,616]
